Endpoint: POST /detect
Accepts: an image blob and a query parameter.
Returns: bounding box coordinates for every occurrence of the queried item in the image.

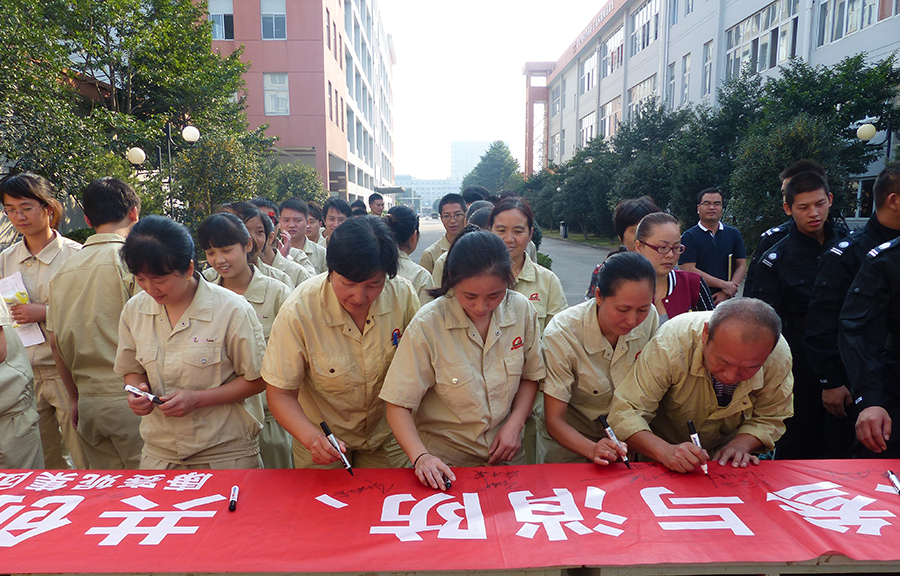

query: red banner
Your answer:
[0,460,899,573]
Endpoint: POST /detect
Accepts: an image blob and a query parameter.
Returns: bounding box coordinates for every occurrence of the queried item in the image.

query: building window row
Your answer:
[264,73,289,116]
[580,50,598,94]
[599,97,621,139]
[600,26,624,78]
[630,0,660,57]
[578,111,596,148]
[725,0,798,80]
[550,85,561,117]
[817,0,899,47]
[628,74,657,120]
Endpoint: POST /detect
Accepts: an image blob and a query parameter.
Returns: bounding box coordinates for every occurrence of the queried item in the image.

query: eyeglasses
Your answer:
[2,205,39,217]
[641,241,686,255]
[699,201,723,208]
[441,212,465,221]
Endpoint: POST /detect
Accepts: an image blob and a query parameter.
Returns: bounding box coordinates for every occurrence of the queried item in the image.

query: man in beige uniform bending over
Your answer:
[608,298,793,473]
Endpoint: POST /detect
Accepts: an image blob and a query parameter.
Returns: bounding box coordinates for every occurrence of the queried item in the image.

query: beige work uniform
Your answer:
[46,233,142,469]
[114,278,267,469]
[273,250,312,287]
[294,240,327,275]
[285,246,314,275]
[0,232,85,469]
[419,235,451,275]
[431,252,447,288]
[262,273,418,468]
[397,251,433,306]
[380,291,546,467]
[513,256,568,334]
[607,311,794,456]
[257,260,294,289]
[536,300,658,463]
[211,268,292,469]
[316,234,327,247]
[0,302,43,469]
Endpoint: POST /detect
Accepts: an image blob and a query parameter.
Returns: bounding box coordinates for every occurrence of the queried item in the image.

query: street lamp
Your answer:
[126,123,200,214]
[856,117,893,163]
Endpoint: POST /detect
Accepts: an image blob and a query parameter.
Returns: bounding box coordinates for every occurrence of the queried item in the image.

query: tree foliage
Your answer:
[461,141,520,193]
[267,162,329,206]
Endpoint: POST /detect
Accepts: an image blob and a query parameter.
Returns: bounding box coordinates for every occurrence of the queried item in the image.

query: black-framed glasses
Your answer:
[641,241,686,255]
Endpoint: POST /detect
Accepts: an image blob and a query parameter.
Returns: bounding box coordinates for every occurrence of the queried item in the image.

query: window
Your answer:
[550,85,561,117]
[670,0,679,25]
[628,75,657,119]
[561,79,567,110]
[727,1,798,78]
[261,0,286,40]
[263,73,289,115]
[600,26,624,78]
[580,50,598,94]
[666,62,676,108]
[560,130,566,158]
[702,41,713,96]
[209,0,234,40]
[328,82,333,121]
[600,97,621,138]
[684,0,694,16]
[550,133,560,162]
[631,0,660,56]
[579,111,596,148]
[818,0,897,45]
[326,9,331,50]
[681,54,690,105]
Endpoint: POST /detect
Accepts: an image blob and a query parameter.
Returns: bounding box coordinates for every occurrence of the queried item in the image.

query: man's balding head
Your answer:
[702,298,782,384]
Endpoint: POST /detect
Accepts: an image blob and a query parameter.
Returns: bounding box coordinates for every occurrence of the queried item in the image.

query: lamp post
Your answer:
[127,123,200,214]
[856,117,893,163]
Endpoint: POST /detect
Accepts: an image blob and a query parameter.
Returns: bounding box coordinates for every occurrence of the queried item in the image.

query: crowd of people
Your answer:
[0,162,897,484]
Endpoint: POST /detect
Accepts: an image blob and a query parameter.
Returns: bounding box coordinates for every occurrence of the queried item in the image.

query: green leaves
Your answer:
[461,141,520,193]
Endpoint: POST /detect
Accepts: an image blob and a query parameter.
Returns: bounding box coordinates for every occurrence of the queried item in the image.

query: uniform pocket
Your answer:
[182,347,222,390]
[310,355,353,395]
[435,363,478,415]
[503,355,524,410]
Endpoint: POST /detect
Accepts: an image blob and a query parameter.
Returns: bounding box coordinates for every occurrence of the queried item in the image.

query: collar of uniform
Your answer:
[696,220,724,235]
[517,255,537,283]
[398,251,412,262]
[13,230,65,265]
[241,266,268,305]
[794,219,837,248]
[867,212,900,242]
[83,232,126,247]
[439,234,452,250]
[443,289,518,330]
[319,274,395,327]
[582,299,649,355]
[138,272,213,321]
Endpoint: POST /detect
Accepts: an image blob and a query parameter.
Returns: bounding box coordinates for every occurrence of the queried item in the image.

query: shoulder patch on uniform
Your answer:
[867,238,900,259]
[767,252,777,260]
[838,241,850,249]
[761,225,782,237]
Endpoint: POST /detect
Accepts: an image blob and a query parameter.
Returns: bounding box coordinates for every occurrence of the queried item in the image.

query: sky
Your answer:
[378,1,604,180]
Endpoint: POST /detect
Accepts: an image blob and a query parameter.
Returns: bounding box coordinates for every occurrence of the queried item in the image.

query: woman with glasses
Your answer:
[0,173,86,469]
[633,213,713,323]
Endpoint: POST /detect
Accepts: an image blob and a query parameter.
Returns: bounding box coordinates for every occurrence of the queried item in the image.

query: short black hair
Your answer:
[429,226,513,298]
[197,213,253,263]
[384,205,419,246]
[350,199,367,210]
[461,185,488,204]
[352,207,368,217]
[697,187,724,205]
[439,193,466,214]
[308,202,323,222]
[596,252,656,298]
[467,207,493,229]
[368,192,383,205]
[81,177,140,227]
[613,196,661,241]
[780,159,825,182]
[121,215,194,276]
[874,162,900,210]
[784,171,829,207]
[326,215,398,281]
[466,200,494,220]
[489,198,534,230]
[279,197,309,218]
[322,197,352,219]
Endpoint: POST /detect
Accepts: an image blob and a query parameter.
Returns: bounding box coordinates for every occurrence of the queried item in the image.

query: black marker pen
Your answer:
[320,421,353,476]
[124,384,164,405]
[687,420,708,475]
[229,485,239,511]
[598,414,631,469]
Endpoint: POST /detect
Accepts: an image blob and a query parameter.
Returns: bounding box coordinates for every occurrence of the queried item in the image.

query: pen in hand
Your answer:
[597,414,631,469]
[687,420,708,475]
[320,421,353,476]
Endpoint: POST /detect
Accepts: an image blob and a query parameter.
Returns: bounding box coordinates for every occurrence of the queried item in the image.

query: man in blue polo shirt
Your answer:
[679,187,747,305]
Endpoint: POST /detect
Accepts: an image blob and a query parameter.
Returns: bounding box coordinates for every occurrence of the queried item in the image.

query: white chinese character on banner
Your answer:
[766,481,895,536]
[369,493,486,542]
[641,486,753,536]
[0,495,83,547]
[24,472,79,492]
[73,474,121,490]
[0,472,33,491]
[509,487,627,541]
[85,493,226,545]
[164,472,213,491]
[120,474,166,489]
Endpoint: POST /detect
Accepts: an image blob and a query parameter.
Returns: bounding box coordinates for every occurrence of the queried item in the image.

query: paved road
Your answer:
[413,219,609,306]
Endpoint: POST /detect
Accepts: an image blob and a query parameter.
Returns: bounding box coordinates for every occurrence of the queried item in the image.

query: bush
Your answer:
[537,252,552,270]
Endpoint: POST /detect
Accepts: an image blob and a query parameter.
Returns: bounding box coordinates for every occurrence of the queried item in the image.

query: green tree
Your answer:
[267,162,328,205]
[554,138,616,239]
[461,141,520,193]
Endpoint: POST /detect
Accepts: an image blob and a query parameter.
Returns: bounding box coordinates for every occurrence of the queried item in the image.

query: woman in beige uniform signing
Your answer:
[117,216,267,469]
[381,227,546,490]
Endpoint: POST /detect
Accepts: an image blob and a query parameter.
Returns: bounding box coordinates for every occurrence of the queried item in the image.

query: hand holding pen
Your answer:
[319,422,353,475]
[596,415,630,468]
[687,420,709,475]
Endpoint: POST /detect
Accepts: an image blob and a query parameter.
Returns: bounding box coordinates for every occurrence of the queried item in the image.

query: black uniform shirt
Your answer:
[744,221,792,297]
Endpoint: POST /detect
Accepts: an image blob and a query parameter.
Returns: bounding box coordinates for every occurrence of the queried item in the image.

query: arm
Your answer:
[49,333,78,426]
[730,257,747,287]
[489,379,538,464]
[713,433,764,467]
[625,430,707,473]
[543,395,624,465]
[385,403,454,490]
[680,263,730,292]
[159,376,265,418]
[124,372,155,416]
[266,384,343,464]
[9,302,46,325]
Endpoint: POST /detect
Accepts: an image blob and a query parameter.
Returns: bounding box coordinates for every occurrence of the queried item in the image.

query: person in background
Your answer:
[585,195,661,300]
[382,228,545,489]
[47,177,142,469]
[197,212,292,469]
[350,200,368,218]
[752,171,842,460]
[0,172,86,469]
[279,198,326,275]
[679,188,747,304]
[805,163,900,456]
[430,202,495,284]
[321,197,352,247]
[538,252,657,464]
[489,198,567,333]
[633,213,714,323]
[263,216,418,469]
[218,202,300,289]
[608,298,793,473]
[0,299,42,469]
[461,185,488,209]
[306,202,325,246]
[384,206,433,306]
[368,192,385,216]
[117,216,267,469]
[420,193,466,274]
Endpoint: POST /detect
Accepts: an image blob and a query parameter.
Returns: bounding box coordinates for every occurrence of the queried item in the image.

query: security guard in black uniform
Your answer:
[804,165,900,457]
[751,171,845,459]
[745,160,827,297]
[840,236,900,458]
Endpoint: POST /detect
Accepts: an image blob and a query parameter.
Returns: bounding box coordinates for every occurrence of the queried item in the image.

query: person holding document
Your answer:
[381,227,546,490]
